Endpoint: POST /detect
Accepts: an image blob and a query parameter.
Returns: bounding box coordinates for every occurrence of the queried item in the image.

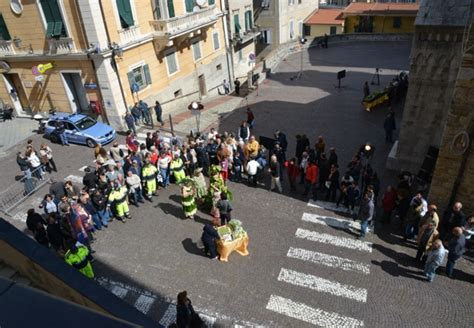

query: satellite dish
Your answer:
[196,0,207,6]
[10,0,23,14]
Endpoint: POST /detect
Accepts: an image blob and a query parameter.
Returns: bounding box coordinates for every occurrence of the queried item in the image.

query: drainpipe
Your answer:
[97,1,130,117]
[221,0,234,89]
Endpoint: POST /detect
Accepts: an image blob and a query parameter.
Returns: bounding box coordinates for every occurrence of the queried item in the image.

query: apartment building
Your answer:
[226,0,259,83]
[255,0,319,47]
[0,1,230,130]
[0,1,97,117]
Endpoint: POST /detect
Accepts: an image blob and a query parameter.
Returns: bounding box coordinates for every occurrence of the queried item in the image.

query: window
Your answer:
[289,20,294,39]
[245,11,253,31]
[393,17,401,28]
[192,40,202,61]
[153,0,162,19]
[185,0,194,13]
[39,0,67,37]
[127,64,152,92]
[303,25,311,36]
[234,14,241,34]
[212,31,220,50]
[165,51,179,75]
[330,26,337,35]
[208,0,215,5]
[116,0,134,29]
[0,14,11,40]
[167,0,175,18]
[216,64,222,71]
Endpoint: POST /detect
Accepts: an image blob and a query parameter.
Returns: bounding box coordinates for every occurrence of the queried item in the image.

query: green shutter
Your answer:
[209,0,215,5]
[0,14,12,40]
[248,11,253,29]
[153,0,162,19]
[167,0,175,18]
[116,0,134,28]
[185,0,194,13]
[234,14,240,34]
[40,0,67,37]
[127,71,135,91]
[143,64,152,85]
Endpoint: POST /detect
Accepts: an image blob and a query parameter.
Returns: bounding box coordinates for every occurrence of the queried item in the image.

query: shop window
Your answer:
[192,40,202,61]
[39,0,67,38]
[212,31,220,50]
[393,17,401,29]
[165,51,179,75]
[0,14,11,40]
[127,64,152,92]
[116,0,135,29]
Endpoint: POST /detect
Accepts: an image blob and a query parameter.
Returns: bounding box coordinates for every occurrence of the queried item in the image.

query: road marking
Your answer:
[110,285,128,299]
[307,199,358,214]
[287,247,370,274]
[11,212,27,222]
[158,303,176,327]
[295,228,372,253]
[302,212,361,231]
[266,295,364,327]
[134,294,155,315]
[64,174,83,184]
[278,268,367,302]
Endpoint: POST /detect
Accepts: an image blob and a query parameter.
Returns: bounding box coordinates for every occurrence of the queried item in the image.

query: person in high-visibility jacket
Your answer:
[64,243,94,278]
[170,154,186,184]
[107,182,131,221]
[142,161,158,200]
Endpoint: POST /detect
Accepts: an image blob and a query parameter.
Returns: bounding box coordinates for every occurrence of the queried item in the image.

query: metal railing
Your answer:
[150,5,222,38]
[0,166,50,216]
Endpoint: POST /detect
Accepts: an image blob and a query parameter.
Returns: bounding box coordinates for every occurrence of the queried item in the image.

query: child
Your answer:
[216,193,232,226]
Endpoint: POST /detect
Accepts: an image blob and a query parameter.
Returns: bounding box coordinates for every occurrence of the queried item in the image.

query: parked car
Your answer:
[44,113,116,148]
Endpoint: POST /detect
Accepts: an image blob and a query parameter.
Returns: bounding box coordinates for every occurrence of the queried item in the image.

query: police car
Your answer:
[44,113,116,148]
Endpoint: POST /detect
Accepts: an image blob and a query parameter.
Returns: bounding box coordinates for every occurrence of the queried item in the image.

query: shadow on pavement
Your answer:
[181,238,207,258]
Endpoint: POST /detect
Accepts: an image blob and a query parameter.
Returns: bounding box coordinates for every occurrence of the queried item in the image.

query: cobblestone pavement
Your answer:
[0,118,38,157]
[1,42,473,327]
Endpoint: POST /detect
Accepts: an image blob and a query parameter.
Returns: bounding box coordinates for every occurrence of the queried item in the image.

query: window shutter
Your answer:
[127,71,135,91]
[0,14,12,40]
[46,22,55,38]
[213,32,220,50]
[185,0,194,13]
[234,15,240,34]
[117,0,134,28]
[53,22,63,37]
[143,64,152,85]
[245,12,249,31]
[167,0,175,18]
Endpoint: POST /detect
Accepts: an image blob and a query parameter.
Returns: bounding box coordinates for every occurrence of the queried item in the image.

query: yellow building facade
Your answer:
[0,0,231,130]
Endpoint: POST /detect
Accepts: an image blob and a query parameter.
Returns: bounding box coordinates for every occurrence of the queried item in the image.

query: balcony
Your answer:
[118,25,141,46]
[150,5,223,40]
[47,37,74,55]
[0,40,15,56]
[233,27,262,46]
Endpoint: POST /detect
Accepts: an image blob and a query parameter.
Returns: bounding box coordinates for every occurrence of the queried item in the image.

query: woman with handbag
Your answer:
[40,143,57,172]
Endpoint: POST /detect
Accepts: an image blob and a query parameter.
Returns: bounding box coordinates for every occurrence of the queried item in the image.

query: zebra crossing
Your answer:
[265,201,372,327]
[96,277,262,327]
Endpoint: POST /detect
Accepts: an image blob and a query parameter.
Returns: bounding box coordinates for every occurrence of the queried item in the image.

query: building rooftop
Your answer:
[341,2,419,16]
[305,9,344,26]
[415,0,472,27]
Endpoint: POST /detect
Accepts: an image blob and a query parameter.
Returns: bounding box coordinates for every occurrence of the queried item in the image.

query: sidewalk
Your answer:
[0,118,38,158]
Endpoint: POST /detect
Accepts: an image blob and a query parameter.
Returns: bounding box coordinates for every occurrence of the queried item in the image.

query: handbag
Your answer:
[40,155,49,165]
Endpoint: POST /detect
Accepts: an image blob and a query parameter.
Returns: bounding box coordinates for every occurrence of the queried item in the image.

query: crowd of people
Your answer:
[20,104,472,283]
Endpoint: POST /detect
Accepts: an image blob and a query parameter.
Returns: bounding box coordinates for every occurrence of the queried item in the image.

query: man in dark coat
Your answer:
[26,208,46,235]
[442,202,467,240]
[446,227,466,278]
[154,101,164,126]
[201,220,220,259]
[383,111,396,143]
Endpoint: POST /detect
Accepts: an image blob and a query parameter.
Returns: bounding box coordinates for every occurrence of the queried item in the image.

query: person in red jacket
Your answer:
[303,159,319,200]
[287,158,300,191]
[381,185,397,224]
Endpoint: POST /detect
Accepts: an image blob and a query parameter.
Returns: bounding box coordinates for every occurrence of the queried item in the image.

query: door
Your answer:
[61,72,88,113]
[262,30,272,44]
[198,74,207,97]
[330,26,337,35]
[64,121,79,143]
[2,73,29,116]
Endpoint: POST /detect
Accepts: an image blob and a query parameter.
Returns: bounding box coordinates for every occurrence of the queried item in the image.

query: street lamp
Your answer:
[188,101,204,135]
[297,37,307,80]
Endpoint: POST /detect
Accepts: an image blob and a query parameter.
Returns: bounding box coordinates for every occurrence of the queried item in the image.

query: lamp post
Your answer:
[361,143,374,193]
[297,37,307,80]
[188,101,204,135]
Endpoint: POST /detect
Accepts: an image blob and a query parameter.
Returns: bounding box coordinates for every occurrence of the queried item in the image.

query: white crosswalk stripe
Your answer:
[307,199,359,214]
[295,228,372,252]
[266,295,364,327]
[134,294,156,315]
[64,174,83,184]
[287,247,370,274]
[110,285,128,299]
[301,212,361,231]
[278,268,367,302]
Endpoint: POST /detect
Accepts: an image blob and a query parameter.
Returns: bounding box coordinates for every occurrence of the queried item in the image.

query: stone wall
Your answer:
[428,22,474,215]
[394,26,465,172]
